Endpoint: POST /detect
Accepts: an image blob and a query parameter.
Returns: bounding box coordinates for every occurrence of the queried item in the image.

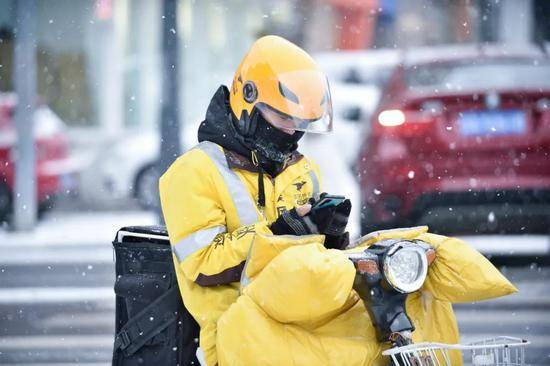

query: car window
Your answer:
[406,59,550,92]
[343,66,395,89]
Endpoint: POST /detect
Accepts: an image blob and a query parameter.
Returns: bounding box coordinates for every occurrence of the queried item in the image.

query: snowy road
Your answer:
[0,211,549,365]
[0,211,156,365]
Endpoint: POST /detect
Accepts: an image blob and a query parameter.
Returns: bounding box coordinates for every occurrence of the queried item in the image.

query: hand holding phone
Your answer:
[307,193,351,242]
[310,194,346,212]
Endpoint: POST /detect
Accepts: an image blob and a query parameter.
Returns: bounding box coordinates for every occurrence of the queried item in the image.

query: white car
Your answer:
[80,49,399,212]
[79,124,199,210]
[315,48,400,165]
[79,131,156,209]
[315,48,400,87]
[300,49,401,237]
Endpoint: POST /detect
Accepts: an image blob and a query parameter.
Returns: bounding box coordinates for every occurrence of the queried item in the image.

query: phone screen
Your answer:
[313,196,345,210]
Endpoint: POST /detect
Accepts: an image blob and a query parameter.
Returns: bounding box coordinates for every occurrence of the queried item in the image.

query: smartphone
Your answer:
[311,195,346,211]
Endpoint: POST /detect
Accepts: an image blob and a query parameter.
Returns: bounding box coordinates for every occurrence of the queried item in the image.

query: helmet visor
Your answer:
[254,70,333,134]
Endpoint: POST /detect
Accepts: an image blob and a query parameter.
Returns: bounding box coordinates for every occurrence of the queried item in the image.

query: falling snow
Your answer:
[0,0,548,364]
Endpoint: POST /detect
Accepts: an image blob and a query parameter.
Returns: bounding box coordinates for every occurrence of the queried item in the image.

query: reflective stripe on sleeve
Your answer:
[308,169,320,200]
[172,225,226,262]
[194,141,259,226]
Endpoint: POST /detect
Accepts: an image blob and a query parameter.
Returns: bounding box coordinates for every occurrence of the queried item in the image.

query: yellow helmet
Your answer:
[229,35,333,135]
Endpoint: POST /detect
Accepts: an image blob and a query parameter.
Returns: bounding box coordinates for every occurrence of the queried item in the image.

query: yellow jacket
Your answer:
[217,227,517,365]
[159,141,321,366]
[160,142,516,366]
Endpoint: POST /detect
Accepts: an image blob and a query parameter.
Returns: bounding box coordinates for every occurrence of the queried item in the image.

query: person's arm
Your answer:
[270,193,351,249]
[159,149,271,286]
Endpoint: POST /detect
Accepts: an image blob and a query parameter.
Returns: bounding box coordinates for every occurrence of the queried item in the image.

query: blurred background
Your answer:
[0,0,549,365]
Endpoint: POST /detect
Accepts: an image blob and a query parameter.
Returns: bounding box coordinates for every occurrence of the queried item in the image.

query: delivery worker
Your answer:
[159,35,352,366]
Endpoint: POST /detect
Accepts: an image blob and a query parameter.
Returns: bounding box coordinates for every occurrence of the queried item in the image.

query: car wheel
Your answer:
[135,164,160,210]
[0,182,12,223]
[38,194,57,219]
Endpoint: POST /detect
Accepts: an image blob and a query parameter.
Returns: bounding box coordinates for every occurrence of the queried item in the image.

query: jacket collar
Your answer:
[224,149,303,175]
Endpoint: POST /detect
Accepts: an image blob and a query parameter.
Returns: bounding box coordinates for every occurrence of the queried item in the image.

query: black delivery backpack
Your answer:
[112,226,200,365]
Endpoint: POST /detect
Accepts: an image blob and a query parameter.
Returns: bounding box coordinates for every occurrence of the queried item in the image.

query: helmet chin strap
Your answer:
[251,150,266,211]
[229,107,304,211]
[250,115,303,211]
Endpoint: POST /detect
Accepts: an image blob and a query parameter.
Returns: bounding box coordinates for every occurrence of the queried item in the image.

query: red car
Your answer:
[357,46,550,234]
[0,93,77,222]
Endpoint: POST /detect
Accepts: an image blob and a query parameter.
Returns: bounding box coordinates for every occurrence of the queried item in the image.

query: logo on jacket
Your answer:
[235,225,256,239]
[293,181,307,191]
[295,193,309,206]
[213,233,225,248]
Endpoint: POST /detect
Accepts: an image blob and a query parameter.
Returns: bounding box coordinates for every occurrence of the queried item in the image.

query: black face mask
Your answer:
[251,112,305,164]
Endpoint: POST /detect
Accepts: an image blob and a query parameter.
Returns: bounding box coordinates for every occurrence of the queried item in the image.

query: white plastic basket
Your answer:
[382,336,530,366]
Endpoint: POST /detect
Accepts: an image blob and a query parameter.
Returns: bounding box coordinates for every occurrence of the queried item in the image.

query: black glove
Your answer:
[270,193,352,249]
[270,208,318,236]
[324,232,350,250]
[307,193,351,249]
[307,193,352,237]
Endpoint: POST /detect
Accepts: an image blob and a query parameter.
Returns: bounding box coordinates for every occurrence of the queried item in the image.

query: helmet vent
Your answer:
[278,82,299,104]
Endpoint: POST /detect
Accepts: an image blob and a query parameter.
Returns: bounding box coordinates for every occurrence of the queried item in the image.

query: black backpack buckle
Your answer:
[115,330,132,351]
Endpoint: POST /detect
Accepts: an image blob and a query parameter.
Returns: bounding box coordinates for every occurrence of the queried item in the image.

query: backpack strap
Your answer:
[113,285,182,356]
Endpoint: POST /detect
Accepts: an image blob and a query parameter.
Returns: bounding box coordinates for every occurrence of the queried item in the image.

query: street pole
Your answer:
[13,0,37,231]
[158,0,181,222]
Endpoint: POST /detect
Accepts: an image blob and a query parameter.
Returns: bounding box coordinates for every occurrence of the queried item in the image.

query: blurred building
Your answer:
[371,0,547,49]
[0,0,548,147]
[0,0,270,148]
